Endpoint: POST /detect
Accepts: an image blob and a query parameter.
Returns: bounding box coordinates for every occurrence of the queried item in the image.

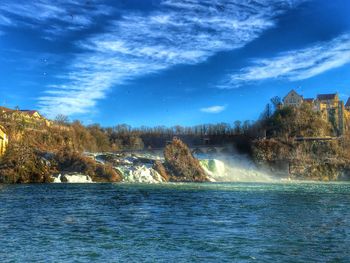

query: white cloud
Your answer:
[219,33,350,88]
[200,105,227,113]
[0,0,112,36]
[30,0,305,117]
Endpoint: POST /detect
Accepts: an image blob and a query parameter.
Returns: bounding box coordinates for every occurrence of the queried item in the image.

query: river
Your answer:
[0,182,349,262]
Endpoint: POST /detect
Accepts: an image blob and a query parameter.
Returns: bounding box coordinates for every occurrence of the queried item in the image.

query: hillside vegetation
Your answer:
[252,103,350,180]
[0,119,122,183]
[1,101,350,182]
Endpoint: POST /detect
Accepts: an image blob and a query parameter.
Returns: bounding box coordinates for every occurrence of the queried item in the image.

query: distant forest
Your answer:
[54,116,260,152]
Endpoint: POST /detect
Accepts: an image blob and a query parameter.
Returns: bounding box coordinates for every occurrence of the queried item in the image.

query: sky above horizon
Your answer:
[0,0,350,127]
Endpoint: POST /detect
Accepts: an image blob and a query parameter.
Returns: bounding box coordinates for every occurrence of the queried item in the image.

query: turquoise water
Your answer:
[0,182,350,262]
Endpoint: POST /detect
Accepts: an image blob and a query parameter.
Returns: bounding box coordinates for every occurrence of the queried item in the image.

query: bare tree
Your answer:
[55,114,70,125]
[271,96,282,110]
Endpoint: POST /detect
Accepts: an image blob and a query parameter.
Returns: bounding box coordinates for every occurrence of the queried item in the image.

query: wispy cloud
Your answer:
[200,105,227,113]
[219,33,350,88]
[35,0,305,117]
[0,0,112,37]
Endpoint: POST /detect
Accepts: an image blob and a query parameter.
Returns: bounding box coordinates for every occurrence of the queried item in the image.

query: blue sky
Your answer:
[0,0,350,126]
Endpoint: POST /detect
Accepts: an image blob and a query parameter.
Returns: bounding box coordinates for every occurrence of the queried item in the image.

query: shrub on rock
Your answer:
[153,160,170,182]
[164,138,208,182]
[55,150,122,182]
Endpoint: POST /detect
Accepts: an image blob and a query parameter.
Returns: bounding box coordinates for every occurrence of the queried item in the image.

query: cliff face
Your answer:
[0,123,123,183]
[0,147,123,183]
[251,103,350,181]
[252,138,350,180]
[163,138,209,182]
[54,150,122,183]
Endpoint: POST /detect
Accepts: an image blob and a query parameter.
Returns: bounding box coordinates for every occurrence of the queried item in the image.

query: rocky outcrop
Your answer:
[55,150,122,182]
[0,145,55,183]
[288,159,350,181]
[163,138,209,182]
[153,160,170,182]
[253,138,350,181]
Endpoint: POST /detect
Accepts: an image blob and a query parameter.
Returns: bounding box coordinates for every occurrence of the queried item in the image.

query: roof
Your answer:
[317,94,337,100]
[283,89,303,101]
[0,106,12,113]
[345,98,350,107]
[20,110,40,116]
[304,98,314,103]
[0,106,40,116]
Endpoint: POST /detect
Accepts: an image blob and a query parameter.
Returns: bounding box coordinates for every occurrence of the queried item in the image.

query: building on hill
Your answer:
[303,98,317,111]
[303,98,314,104]
[0,125,8,156]
[19,110,43,119]
[346,98,350,111]
[0,106,11,114]
[0,107,51,127]
[316,93,339,111]
[315,93,345,135]
[283,90,303,107]
[282,90,350,136]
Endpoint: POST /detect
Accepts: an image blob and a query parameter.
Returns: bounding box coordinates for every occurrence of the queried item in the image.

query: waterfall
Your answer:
[89,152,276,183]
[200,154,275,182]
[117,164,164,183]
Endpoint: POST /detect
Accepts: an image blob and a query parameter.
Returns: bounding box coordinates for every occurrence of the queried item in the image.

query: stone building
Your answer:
[283,90,303,107]
[314,93,345,135]
[346,98,350,111]
[316,93,339,111]
[0,107,51,127]
[283,90,350,136]
[0,125,8,156]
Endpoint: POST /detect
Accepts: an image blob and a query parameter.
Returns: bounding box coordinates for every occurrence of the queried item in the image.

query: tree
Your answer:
[260,103,273,121]
[55,114,70,125]
[271,96,282,110]
[234,121,242,134]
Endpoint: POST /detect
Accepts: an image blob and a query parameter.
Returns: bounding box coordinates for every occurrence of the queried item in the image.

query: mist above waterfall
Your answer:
[198,153,276,182]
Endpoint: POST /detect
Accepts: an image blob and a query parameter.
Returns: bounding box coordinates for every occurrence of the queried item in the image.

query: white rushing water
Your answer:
[52,174,93,183]
[117,165,164,184]
[199,154,275,182]
[81,152,277,183]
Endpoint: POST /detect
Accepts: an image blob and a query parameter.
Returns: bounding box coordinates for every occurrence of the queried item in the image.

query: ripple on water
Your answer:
[0,182,349,262]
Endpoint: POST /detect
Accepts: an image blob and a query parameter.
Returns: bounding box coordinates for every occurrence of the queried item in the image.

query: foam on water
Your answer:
[52,174,93,183]
[117,165,164,183]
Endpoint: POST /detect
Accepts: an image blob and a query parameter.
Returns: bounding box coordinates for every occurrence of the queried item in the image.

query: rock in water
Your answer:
[153,161,170,182]
[164,138,209,182]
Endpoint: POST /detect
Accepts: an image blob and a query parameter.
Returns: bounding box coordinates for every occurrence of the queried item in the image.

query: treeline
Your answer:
[2,99,347,154]
[43,101,342,152]
[58,120,262,151]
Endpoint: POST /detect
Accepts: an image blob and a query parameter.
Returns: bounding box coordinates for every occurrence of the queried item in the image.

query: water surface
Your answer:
[0,182,349,262]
